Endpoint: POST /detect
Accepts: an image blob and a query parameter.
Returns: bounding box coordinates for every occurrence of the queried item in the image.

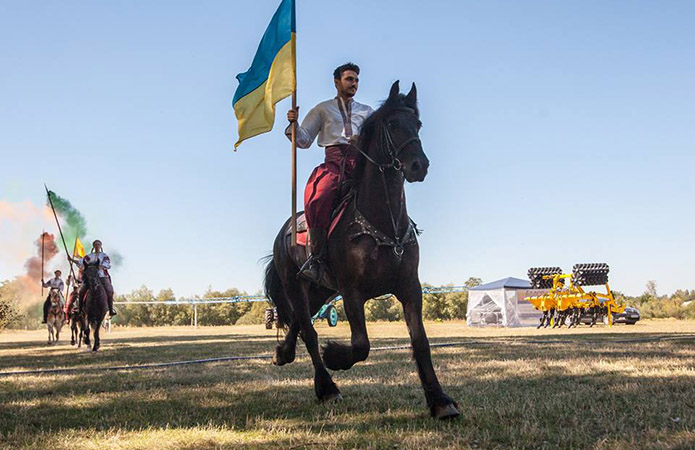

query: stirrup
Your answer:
[297,256,323,284]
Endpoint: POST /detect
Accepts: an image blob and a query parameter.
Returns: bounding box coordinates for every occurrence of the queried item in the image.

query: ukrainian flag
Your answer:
[233,0,296,149]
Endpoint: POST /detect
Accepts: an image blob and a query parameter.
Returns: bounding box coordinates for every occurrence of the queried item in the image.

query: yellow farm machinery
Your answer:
[525,263,625,328]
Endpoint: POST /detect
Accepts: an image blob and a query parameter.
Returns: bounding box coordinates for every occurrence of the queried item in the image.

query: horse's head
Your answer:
[49,288,62,305]
[83,261,101,291]
[359,81,429,183]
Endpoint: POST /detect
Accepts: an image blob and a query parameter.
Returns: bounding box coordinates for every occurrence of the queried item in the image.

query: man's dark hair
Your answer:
[333,62,360,80]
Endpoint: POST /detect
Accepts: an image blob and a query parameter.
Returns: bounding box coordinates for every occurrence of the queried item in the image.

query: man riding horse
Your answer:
[41,270,64,324]
[267,77,459,418]
[68,239,117,317]
[64,272,82,322]
[286,62,374,283]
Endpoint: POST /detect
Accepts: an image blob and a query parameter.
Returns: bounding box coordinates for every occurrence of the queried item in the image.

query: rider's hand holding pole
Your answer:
[287,106,299,124]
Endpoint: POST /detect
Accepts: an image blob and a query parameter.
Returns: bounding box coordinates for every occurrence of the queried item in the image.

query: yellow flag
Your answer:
[73,237,86,258]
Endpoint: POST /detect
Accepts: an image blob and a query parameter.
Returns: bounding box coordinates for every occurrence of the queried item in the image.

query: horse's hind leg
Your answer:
[323,292,370,371]
[292,283,340,402]
[273,321,300,366]
[396,280,459,419]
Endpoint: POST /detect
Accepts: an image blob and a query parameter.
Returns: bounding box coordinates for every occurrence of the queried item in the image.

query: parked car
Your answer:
[612,306,640,325]
[579,306,641,325]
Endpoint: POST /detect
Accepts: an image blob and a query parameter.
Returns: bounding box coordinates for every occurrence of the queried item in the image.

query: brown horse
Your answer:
[264,81,459,419]
[46,288,65,345]
[81,261,108,352]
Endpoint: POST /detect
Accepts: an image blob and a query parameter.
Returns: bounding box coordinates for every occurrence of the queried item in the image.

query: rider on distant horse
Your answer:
[64,272,82,322]
[286,62,374,283]
[69,239,117,317]
[41,270,64,324]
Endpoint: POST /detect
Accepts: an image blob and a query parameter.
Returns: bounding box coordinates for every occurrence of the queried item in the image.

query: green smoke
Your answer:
[46,190,123,268]
[47,190,88,252]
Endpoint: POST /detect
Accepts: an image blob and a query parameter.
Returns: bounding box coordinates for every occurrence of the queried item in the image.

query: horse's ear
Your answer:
[405,82,417,108]
[389,80,400,100]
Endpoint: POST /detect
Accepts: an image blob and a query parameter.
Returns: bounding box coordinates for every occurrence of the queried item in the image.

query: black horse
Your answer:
[81,261,108,351]
[68,290,86,348]
[264,81,459,419]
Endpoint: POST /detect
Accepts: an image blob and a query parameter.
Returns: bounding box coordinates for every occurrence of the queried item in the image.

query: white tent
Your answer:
[466,277,545,327]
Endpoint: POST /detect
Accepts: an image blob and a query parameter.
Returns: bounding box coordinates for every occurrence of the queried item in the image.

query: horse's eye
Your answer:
[388,119,398,129]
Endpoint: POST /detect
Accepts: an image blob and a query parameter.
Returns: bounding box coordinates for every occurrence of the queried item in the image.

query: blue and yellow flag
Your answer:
[233,0,296,149]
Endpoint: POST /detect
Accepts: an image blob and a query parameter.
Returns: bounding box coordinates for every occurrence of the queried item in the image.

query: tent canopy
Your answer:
[470,277,530,291]
[467,277,536,327]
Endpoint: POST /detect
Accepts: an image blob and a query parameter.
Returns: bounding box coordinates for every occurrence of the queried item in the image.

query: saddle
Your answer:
[284,190,355,291]
[285,185,420,291]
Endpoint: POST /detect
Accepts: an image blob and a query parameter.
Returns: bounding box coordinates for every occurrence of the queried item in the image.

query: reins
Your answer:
[350,106,421,257]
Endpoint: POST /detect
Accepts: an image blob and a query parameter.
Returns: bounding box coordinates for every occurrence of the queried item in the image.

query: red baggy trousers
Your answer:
[304,144,360,229]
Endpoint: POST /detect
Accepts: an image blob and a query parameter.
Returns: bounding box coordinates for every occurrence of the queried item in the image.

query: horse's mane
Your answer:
[358,93,420,153]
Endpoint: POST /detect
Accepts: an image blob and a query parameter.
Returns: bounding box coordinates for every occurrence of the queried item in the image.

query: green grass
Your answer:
[1,320,694,449]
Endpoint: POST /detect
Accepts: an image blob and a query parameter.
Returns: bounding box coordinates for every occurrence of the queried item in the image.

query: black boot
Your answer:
[107,296,117,317]
[298,228,327,284]
[41,299,50,323]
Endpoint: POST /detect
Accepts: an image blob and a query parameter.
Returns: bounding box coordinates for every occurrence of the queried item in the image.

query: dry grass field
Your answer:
[1,319,694,449]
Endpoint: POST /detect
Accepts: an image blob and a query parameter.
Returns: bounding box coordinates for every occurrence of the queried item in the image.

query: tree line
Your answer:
[1,278,694,329]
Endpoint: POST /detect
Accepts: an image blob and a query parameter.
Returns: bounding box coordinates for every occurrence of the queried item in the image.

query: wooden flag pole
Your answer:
[65,237,79,309]
[44,185,77,282]
[291,90,297,246]
[41,230,45,297]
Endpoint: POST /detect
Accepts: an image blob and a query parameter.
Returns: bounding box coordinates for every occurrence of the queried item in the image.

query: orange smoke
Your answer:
[24,232,60,282]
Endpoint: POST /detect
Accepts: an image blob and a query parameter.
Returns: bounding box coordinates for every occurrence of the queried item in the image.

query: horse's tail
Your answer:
[263,255,292,328]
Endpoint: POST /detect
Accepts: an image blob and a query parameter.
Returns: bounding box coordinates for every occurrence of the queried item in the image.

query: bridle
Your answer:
[351,106,423,257]
[49,289,62,307]
[84,262,102,291]
[356,106,421,172]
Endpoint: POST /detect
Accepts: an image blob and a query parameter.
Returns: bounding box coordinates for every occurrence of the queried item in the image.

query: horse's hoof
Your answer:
[322,392,343,403]
[272,353,293,366]
[433,403,460,420]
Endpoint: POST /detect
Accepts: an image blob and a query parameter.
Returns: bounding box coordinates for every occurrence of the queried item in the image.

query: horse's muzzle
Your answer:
[405,156,430,182]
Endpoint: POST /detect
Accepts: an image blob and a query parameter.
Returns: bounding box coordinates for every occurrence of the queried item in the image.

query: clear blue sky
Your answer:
[1,0,693,298]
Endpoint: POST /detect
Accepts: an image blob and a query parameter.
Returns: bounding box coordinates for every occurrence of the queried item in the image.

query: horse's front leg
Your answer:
[93,320,101,351]
[83,320,91,347]
[78,319,84,348]
[396,281,459,419]
[273,321,300,366]
[322,293,370,371]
